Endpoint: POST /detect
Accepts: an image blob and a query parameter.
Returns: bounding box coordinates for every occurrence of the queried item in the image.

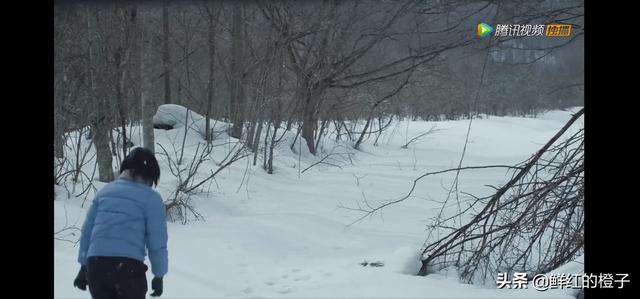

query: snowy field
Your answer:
[54,107,584,298]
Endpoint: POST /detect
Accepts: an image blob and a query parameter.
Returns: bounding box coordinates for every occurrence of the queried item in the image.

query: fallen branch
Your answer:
[401,126,439,149]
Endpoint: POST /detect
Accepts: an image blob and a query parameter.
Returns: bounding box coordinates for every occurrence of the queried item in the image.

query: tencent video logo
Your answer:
[477,23,493,38]
[477,23,572,37]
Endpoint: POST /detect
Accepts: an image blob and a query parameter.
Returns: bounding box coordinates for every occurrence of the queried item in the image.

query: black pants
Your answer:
[87,256,148,299]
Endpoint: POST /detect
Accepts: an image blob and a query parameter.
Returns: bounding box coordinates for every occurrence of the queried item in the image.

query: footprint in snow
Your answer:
[293,275,311,282]
[277,286,293,294]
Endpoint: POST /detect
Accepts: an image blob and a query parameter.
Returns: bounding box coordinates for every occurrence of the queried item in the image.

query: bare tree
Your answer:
[354,74,411,150]
[204,3,221,145]
[261,0,475,154]
[114,6,136,159]
[86,5,114,183]
[162,0,172,105]
[158,141,212,224]
[229,2,246,139]
[139,6,155,153]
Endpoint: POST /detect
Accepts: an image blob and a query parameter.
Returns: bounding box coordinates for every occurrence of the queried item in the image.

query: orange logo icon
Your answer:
[545,24,572,36]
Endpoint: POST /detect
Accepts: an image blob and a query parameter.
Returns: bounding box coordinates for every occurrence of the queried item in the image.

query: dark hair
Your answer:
[119,147,161,187]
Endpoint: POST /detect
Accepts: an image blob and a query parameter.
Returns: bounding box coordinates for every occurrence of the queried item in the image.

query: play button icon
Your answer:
[477,23,493,38]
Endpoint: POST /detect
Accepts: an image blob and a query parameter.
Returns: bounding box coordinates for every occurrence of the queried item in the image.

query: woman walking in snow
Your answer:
[73,147,168,299]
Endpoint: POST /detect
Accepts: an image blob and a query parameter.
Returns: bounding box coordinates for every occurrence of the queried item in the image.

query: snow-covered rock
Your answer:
[153,104,205,131]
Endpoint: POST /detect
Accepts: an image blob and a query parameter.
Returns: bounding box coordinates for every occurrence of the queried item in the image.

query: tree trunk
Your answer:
[54,121,65,159]
[298,78,324,155]
[355,101,386,150]
[246,118,256,150]
[354,110,374,150]
[314,117,328,153]
[373,115,392,146]
[93,122,114,182]
[140,7,155,153]
[252,120,263,166]
[301,90,320,155]
[290,122,301,152]
[115,21,130,158]
[205,5,218,145]
[86,5,114,183]
[162,0,172,105]
[229,2,244,139]
[268,120,280,174]
[301,115,316,154]
[262,123,270,171]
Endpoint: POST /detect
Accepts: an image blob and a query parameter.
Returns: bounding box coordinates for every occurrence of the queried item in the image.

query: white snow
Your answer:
[55,107,584,298]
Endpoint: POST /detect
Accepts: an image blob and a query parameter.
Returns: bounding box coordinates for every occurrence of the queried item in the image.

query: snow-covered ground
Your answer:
[54,108,584,298]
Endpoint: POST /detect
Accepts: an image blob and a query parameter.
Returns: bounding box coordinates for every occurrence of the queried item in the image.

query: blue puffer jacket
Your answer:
[78,179,168,278]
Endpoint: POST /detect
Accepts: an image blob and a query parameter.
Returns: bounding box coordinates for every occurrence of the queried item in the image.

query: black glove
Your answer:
[73,266,88,291]
[150,277,163,297]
